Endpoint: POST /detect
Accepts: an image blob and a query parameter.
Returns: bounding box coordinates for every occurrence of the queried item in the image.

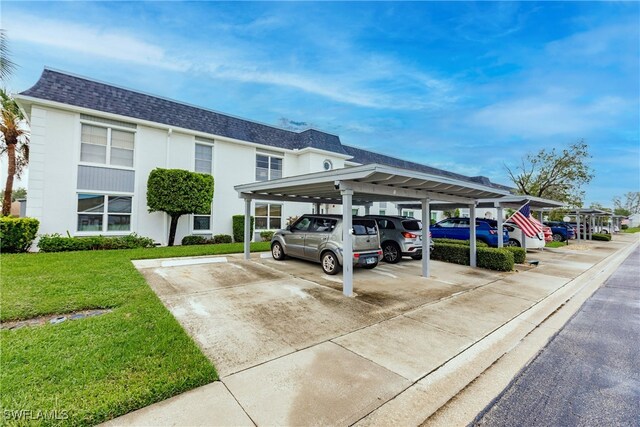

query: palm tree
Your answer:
[0,30,17,81]
[1,89,29,216]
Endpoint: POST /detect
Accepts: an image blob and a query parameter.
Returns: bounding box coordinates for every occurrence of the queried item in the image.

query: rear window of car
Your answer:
[353,219,378,235]
[401,220,422,231]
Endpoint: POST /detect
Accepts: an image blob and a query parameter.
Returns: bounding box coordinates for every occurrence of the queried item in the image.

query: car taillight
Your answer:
[377,250,383,255]
[402,231,418,239]
[353,253,360,258]
[489,230,496,235]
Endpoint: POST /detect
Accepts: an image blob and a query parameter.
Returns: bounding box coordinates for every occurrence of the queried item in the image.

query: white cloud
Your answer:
[4,13,188,72]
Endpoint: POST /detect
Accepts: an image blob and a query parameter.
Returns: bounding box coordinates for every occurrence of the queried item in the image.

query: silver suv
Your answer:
[270,214,382,275]
[365,215,433,263]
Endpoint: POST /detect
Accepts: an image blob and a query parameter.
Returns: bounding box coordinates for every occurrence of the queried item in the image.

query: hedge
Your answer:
[181,234,233,245]
[592,233,612,241]
[0,217,40,253]
[232,215,254,243]
[38,233,155,252]
[430,242,514,271]
[504,246,526,264]
[260,231,275,242]
[432,238,489,247]
[621,224,628,230]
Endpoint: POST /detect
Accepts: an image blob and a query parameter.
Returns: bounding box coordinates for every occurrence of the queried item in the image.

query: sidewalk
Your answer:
[103,234,639,426]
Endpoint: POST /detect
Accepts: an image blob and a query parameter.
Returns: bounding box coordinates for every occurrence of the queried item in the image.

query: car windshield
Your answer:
[402,220,422,231]
[353,219,378,235]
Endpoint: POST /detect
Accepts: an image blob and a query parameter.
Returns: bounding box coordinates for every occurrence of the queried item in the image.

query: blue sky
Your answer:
[2,1,639,206]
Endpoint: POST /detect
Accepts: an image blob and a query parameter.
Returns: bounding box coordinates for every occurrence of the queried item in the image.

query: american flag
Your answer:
[509,202,543,238]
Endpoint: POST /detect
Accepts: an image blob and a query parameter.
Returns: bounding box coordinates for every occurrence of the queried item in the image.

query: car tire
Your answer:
[363,261,378,269]
[382,242,401,263]
[271,242,286,260]
[321,251,341,275]
[552,233,564,242]
[506,238,520,247]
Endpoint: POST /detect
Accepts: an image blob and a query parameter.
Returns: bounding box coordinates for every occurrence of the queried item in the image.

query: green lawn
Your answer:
[1,242,270,426]
[623,227,640,233]
[545,241,567,248]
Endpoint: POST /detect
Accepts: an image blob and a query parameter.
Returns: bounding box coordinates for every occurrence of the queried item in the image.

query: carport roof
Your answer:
[397,195,564,211]
[566,208,611,215]
[235,163,512,204]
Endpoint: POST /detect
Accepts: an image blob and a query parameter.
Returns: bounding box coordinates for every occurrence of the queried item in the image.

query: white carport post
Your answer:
[243,197,252,260]
[364,203,372,216]
[314,202,321,214]
[589,215,594,240]
[341,189,354,297]
[576,213,581,242]
[469,203,477,267]
[421,198,430,277]
[496,205,504,248]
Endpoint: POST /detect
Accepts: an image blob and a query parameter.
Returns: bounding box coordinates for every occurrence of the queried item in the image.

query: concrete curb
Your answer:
[355,238,639,427]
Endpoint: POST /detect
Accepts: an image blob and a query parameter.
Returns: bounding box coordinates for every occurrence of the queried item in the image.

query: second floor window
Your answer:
[81,124,135,168]
[195,143,213,174]
[256,154,282,181]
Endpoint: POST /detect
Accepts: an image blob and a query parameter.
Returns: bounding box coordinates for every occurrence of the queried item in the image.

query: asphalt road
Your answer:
[473,246,640,427]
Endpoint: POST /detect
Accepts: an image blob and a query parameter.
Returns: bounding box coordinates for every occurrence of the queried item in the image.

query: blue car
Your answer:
[430,217,509,247]
[544,221,576,242]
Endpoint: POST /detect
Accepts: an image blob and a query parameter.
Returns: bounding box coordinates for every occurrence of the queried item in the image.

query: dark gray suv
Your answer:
[365,215,433,263]
[271,214,382,275]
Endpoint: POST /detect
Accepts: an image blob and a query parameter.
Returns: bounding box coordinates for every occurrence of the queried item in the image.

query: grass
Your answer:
[545,241,567,248]
[623,227,640,233]
[0,241,270,426]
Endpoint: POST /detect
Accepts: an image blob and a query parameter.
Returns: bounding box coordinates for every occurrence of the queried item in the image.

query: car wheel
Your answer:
[321,251,341,275]
[411,254,422,260]
[552,233,564,242]
[506,238,520,247]
[382,242,401,263]
[271,242,285,260]
[363,261,378,269]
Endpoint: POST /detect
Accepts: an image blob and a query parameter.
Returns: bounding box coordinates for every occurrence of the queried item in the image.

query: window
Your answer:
[81,124,134,167]
[255,203,282,229]
[323,159,333,171]
[195,143,213,174]
[77,194,132,233]
[404,210,415,218]
[310,218,337,232]
[379,209,386,215]
[380,202,388,208]
[193,143,213,231]
[377,219,395,230]
[352,208,359,215]
[292,217,311,232]
[256,154,283,181]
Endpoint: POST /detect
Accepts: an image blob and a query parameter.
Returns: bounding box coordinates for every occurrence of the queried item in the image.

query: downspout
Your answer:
[163,128,172,246]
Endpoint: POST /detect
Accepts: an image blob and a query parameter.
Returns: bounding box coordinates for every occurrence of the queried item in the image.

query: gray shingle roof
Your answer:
[20,68,512,191]
[20,69,346,154]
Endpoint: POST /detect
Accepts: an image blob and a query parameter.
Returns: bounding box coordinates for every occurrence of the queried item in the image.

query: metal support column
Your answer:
[314,202,321,214]
[364,203,371,216]
[243,198,251,260]
[576,214,581,242]
[589,215,594,240]
[469,204,477,267]
[341,189,354,297]
[497,205,504,248]
[421,198,430,277]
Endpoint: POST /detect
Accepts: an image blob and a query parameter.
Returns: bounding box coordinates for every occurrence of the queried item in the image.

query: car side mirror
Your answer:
[286,225,292,232]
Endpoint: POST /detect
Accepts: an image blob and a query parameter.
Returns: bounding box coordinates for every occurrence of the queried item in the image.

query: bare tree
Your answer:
[505,140,594,207]
[613,192,640,216]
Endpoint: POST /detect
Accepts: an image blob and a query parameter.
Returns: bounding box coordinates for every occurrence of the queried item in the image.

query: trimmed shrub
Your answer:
[504,246,526,264]
[0,217,40,253]
[213,234,233,244]
[182,235,208,246]
[430,242,515,271]
[621,224,628,230]
[260,231,275,242]
[432,238,488,247]
[38,233,154,252]
[592,233,611,241]
[232,215,254,243]
[477,247,514,271]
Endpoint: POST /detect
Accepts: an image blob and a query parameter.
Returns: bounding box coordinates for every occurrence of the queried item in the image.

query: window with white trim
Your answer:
[77,194,132,232]
[255,203,282,230]
[81,124,135,167]
[193,142,213,231]
[256,154,283,181]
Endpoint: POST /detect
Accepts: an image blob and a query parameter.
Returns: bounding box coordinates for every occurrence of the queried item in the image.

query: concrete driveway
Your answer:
[112,235,638,426]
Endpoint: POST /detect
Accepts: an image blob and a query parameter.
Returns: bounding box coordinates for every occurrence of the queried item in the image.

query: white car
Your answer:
[504,222,545,249]
[594,225,619,234]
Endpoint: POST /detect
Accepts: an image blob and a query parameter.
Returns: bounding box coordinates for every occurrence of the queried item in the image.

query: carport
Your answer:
[235,164,511,296]
[398,195,564,250]
[566,208,612,240]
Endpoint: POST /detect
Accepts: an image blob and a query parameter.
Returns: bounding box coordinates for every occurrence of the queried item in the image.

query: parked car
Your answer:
[542,225,553,243]
[429,217,509,247]
[568,221,590,237]
[365,215,434,263]
[544,221,576,242]
[271,214,382,275]
[480,219,545,249]
[594,224,619,234]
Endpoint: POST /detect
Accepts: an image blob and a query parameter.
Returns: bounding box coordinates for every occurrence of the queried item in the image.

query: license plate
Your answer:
[365,257,377,264]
